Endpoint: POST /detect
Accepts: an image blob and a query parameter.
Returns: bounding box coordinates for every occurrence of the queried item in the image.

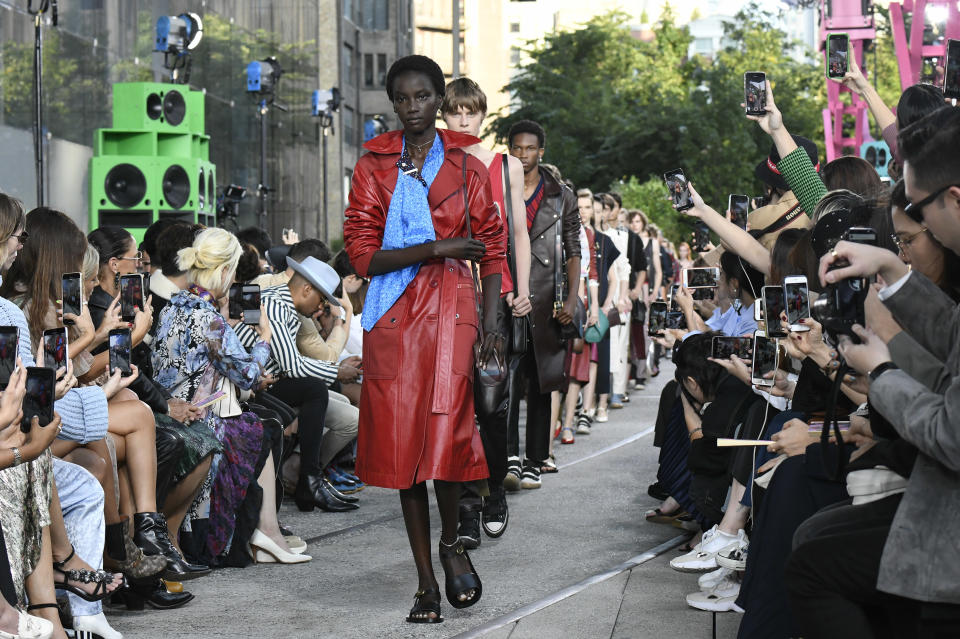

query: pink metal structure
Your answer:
[820,0,876,162]
[889,0,960,89]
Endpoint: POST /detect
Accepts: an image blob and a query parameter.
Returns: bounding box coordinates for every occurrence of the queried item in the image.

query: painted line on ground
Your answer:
[557,426,655,470]
[449,533,690,639]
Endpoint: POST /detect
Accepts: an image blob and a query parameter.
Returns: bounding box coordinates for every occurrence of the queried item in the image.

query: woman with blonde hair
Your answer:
[152,228,307,565]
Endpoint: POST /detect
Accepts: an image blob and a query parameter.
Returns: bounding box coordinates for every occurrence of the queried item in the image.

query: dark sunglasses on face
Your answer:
[904,184,959,223]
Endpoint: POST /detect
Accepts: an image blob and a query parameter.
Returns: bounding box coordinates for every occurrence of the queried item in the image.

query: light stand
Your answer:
[312,88,341,243]
[26,0,58,208]
[247,57,285,230]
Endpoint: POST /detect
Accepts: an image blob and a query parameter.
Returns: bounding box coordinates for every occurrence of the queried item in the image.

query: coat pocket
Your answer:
[452,287,479,377]
[363,296,408,379]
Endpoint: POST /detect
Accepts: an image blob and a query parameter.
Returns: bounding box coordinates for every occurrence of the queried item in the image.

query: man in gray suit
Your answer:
[795,106,960,636]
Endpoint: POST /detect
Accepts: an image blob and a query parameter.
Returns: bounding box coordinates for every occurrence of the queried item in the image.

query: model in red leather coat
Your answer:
[343,128,505,490]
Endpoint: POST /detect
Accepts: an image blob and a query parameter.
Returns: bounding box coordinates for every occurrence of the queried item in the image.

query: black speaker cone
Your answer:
[104,164,147,208]
[198,168,206,209]
[147,93,163,121]
[163,90,186,127]
[162,164,190,209]
[207,172,215,210]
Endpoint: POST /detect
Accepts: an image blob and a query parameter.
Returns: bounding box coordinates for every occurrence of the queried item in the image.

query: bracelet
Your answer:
[10,447,22,467]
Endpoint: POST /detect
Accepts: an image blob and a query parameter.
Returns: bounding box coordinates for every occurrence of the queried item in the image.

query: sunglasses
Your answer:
[8,232,28,243]
[903,184,959,223]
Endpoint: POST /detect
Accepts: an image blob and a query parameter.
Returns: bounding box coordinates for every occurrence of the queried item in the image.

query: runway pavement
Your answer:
[108,359,741,638]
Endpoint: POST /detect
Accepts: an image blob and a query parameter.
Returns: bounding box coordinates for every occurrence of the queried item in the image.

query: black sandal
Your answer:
[406,587,443,624]
[53,546,124,602]
[438,538,482,610]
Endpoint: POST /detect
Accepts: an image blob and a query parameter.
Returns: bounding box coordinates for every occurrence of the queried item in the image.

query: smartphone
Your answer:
[826,33,849,79]
[665,310,686,330]
[762,285,787,338]
[729,194,750,230]
[240,284,261,325]
[712,336,753,361]
[682,267,720,289]
[663,169,693,212]
[843,227,878,246]
[61,272,82,325]
[754,301,764,322]
[108,328,133,377]
[228,283,244,320]
[648,301,668,337]
[42,327,68,370]
[0,327,18,391]
[744,72,767,116]
[751,195,767,210]
[945,39,960,99]
[119,274,144,323]
[693,222,711,252]
[783,275,811,332]
[751,331,778,387]
[668,283,681,310]
[22,366,55,432]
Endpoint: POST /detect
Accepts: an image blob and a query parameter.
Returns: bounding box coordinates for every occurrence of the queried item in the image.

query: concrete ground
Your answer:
[108,359,741,638]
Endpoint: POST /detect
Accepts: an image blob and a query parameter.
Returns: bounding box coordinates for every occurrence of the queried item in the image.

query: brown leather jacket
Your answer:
[526,168,581,393]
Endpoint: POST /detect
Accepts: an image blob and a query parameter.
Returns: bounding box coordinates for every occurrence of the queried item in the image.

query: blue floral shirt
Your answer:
[152,290,270,402]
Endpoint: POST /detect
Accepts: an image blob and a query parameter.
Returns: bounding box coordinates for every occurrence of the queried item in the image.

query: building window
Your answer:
[343,44,354,86]
[377,53,388,87]
[343,0,354,23]
[344,106,356,145]
[510,47,520,65]
[364,53,375,87]
[360,0,388,30]
[510,22,520,33]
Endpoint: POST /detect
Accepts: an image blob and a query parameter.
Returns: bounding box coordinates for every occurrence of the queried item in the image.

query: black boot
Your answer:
[294,474,359,512]
[458,503,482,550]
[114,578,194,610]
[104,516,169,579]
[133,512,211,581]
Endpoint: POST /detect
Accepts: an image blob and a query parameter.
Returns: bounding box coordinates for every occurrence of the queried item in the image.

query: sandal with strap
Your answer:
[53,546,124,602]
[405,587,443,624]
[438,538,482,610]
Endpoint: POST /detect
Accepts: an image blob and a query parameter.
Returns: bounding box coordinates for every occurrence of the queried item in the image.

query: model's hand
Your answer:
[433,238,486,261]
[556,298,577,326]
[511,291,532,317]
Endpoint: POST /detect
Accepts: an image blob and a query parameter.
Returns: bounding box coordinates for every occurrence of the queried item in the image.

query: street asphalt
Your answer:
[107,359,741,638]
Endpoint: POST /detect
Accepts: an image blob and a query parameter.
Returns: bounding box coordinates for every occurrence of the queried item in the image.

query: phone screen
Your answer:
[109,329,132,377]
[827,34,849,79]
[752,334,777,386]
[119,274,143,322]
[663,169,693,212]
[712,336,753,360]
[946,39,960,99]
[762,285,786,337]
[241,285,261,325]
[744,72,766,115]
[22,366,55,431]
[0,327,18,390]
[42,328,68,370]
[729,195,750,230]
[228,283,244,320]
[61,273,82,324]
[693,222,710,252]
[684,267,720,289]
[784,279,810,326]
[648,301,668,336]
[665,310,686,330]
[669,284,681,310]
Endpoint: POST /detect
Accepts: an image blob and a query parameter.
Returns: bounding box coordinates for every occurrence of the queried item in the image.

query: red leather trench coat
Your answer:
[343,129,506,489]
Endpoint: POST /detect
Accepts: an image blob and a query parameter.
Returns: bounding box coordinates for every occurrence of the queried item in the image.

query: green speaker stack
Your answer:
[89,83,216,243]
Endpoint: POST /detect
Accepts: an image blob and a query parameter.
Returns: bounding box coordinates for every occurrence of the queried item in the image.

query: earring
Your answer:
[114,271,120,289]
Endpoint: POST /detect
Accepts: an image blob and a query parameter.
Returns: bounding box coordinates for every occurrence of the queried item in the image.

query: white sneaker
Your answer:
[717,540,749,570]
[698,566,732,591]
[686,572,743,612]
[669,525,741,573]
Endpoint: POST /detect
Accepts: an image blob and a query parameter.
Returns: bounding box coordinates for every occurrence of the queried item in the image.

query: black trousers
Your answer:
[0,523,16,606]
[597,332,611,396]
[506,344,552,464]
[784,493,960,639]
[266,376,329,478]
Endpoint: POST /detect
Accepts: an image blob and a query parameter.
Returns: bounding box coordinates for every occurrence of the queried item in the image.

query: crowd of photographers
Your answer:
[639,59,960,638]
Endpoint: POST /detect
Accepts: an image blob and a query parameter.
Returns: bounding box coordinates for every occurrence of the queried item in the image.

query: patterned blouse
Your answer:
[152,288,270,401]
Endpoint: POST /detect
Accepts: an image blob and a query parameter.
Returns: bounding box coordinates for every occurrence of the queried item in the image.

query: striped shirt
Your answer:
[238,284,339,386]
[0,293,109,443]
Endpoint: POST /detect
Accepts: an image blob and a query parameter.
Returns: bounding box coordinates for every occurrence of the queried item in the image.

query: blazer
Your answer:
[871,272,960,604]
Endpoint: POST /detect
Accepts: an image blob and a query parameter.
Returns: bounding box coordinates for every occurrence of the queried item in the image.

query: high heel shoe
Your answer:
[132,513,210,581]
[52,547,123,602]
[560,427,575,444]
[294,474,359,512]
[438,538,482,609]
[72,612,121,639]
[249,529,311,564]
[0,608,53,639]
[103,516,168,580]
[322,477,359,504]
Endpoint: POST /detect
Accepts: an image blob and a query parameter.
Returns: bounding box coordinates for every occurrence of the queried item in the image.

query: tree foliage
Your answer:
[486,3,905,244]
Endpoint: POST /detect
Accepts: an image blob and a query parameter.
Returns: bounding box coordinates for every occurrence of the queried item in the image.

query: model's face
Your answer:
[629,216,644,235]
[678,244,690,259]
[604,204,618,224]
[577,197,593,226]
[442,105,484,137]
[509,132,543,175]
[392,72,442,136]
[904,161,960,254]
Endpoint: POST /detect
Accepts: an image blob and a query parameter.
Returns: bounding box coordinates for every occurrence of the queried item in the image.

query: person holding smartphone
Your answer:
[673,252,762,338]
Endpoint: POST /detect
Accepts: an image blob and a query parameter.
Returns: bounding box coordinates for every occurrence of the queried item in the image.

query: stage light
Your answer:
[156,13,204,55]
[311,88,342,117]
[247,57,284,94]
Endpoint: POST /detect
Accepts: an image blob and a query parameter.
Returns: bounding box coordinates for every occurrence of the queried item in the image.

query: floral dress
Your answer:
[152,286,271,558]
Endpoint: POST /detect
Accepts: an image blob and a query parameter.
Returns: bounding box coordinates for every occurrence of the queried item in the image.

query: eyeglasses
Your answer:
[903,184,959,223]
[891,227,929,253]
[7,232,28,243]
[117,252,143,262]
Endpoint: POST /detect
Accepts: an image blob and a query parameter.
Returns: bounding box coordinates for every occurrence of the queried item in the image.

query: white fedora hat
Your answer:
[286,255,341,306]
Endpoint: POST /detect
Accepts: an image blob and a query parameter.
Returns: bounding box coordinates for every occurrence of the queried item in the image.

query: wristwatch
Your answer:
[337,307,347,322]
[868,361,899,383]
[10,446,22,467]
